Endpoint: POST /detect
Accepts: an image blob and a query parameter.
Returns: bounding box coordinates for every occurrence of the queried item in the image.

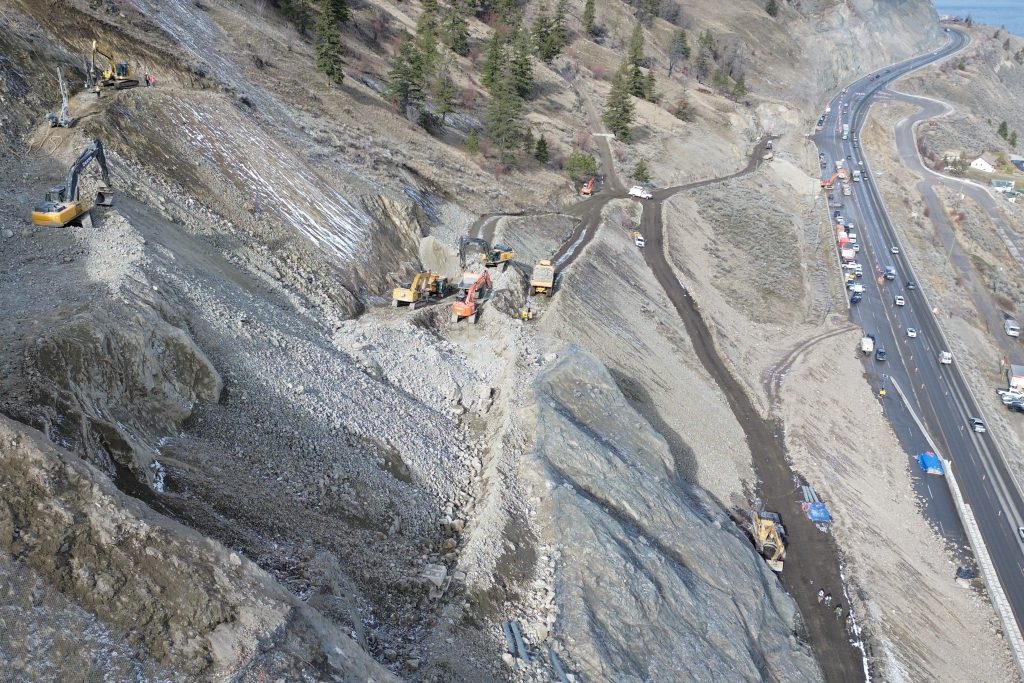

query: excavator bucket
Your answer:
[95,188,114,206]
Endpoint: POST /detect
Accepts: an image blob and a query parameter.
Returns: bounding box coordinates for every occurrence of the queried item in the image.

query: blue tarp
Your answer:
[805,502,832,523]
[917,452,944,476]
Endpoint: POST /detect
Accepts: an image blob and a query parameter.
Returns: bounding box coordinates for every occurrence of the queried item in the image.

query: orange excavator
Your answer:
[820,172,840,190]
[580,177,596,196]
[451,270,491,324]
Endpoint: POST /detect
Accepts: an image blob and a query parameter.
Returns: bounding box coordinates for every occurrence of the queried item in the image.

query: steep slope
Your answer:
[0,0,958,680]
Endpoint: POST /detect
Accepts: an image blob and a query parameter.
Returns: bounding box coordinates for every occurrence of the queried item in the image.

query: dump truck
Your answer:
[530,260,555,297]
[861,334,875,355]
[751,510,786,572]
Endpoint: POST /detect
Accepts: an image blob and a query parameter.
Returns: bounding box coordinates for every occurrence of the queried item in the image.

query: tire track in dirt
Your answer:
[639,141,865,681]
[764,324,859,406]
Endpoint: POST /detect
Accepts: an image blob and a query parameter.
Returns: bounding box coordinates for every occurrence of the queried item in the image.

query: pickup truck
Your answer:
[631,230,646,248]
[628,186,653,200]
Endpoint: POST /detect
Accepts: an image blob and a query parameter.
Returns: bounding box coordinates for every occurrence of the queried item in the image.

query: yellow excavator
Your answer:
[90,40,139,89]
[392,272,451,308]
[32,139,114,228]
[751,510,786,573]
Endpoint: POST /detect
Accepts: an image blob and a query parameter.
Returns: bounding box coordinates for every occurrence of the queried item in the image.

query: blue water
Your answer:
[933,0,1024,37]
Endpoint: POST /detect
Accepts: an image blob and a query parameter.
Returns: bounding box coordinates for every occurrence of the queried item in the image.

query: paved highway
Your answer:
[814,27,1024,663]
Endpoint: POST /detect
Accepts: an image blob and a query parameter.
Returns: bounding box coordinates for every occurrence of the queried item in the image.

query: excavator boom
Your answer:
[91,39,139,89]
[451,270,491,323]
[31,139,114,228]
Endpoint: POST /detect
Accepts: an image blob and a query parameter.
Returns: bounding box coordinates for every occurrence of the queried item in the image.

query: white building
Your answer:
[971,153,998,173]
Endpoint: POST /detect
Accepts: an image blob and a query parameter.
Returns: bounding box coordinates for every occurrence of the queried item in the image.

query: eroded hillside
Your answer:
[0,0,976,680]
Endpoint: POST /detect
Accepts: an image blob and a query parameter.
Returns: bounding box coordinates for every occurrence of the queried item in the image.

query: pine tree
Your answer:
[629,64,646,98]
[582,0,595,35]
[442,6,470,56]
[465,131,480,154]
[511,29,535,97]
[415,2,440,74]
[1012,131,1019,148]
[553,0,569,48]
[486,66,525,163]
[481,30,505,91]
[523,128,535,155]
[628,24,645,67]
[644,71,656,102]
[564,150,597,180]
[668,29,690,76]
[632,157,650,183]
[534,135,549,162]
[694,49,710,82]
[280,0,313,35]
[732,74,747,100]
[315,5,345,85]
[387,36,426,109]
[999,120,1009,139]
[433,69,457,124]
[603,64,635,141]
[323,0,349,24]
[534,7,561,63]
[765,0,779,17]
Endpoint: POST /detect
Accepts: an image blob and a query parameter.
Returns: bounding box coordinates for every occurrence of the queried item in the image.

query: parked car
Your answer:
[894,295,905,306]
[969,417,986,433]
[907,327,917,338]
[1007,402,1024,414]
[851,293,863,304]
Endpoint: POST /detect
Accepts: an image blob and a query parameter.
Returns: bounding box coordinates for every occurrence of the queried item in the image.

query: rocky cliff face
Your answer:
[526,350,822,681]
[0,414,397,682]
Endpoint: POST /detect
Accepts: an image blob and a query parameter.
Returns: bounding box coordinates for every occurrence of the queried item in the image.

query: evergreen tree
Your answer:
[534,6,561,63]
[522,128,535,155]
[629,64,646,98]
[564,150,597,181]
[644,71,656,102]
[387,36,427,109]
[433,69,457,124]
[442,6,471,56]
[731,74,747,100]
[583,0,596,35]
[672,96,693,122]
[323,0,349,24]
[481,30,505,91]
[628,23,645,66]
[998,120,1009,139]
[486,66,525,163]
[694,49,711,82]
[511,29,535,97]
[553,0,569,48]
[315,5,345,85]
[765,0,779,17]
[1012,131,1019,148]
[415,2,441,74]
[534,135,549,162]
[632,157,650,183]
[281,0,313,35]
[465,130,480,154]
[1004,37,1012,51]
[668,29,690,76]
[603,64,635,141]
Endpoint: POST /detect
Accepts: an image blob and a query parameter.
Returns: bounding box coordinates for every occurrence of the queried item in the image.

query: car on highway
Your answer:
[628,186,653,200]
[907,327,917,338]
[890,245,900,254]
[1018,526,1024,541]
[894,295,905,306]
[939,351,953,364]
[969,417,986,433]
[851,293,863,304]
[884,267,896,280]
[875,347,887,362]
[906,281,917,290]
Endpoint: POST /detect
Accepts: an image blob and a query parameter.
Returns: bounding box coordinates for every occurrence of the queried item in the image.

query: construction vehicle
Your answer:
[580,177,596,196]
[459,237,490,267]
[90,40,139,89]
[392,272,450,308]
[529,259,555,297]
[820,172,840,190]
[31,138,113,228]
[451,270,491,323]
[751,510,786,572]
[484,243,516,268]
[45,68,75,128]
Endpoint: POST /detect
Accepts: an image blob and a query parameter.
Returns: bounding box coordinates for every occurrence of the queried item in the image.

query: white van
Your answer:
[1005,319,1021,337]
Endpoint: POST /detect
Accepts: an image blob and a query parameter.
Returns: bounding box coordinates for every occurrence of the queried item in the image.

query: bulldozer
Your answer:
[751,510,786,573]
[392,272,450,308]
[31,138,114,228]
[451,270,491,324]
[90,40,139,89]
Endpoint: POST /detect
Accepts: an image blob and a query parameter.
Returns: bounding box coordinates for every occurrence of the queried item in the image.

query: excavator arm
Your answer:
[32,138,113,227]
[65,139,111,204]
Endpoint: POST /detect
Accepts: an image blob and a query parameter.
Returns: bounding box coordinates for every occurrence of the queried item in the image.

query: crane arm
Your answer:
[65,139,111,202]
